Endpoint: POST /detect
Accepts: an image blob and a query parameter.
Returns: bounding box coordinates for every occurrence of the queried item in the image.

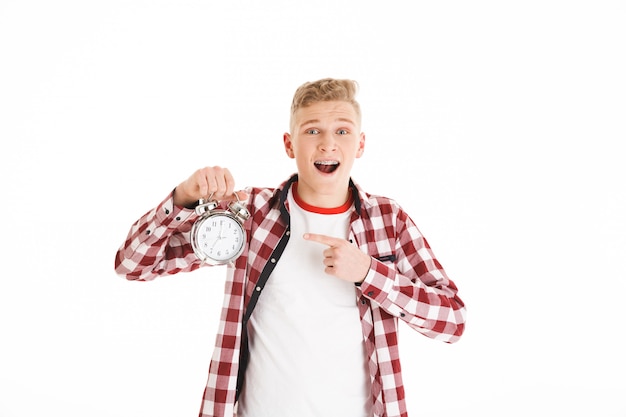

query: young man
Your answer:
[114,78,466,417]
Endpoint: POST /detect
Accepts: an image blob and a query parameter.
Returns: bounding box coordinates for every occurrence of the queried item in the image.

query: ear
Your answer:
[283,133,295,158]
[356,132,366,158]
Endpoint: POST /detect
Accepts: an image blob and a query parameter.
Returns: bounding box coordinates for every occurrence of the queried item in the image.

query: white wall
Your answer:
[1,1,624,416]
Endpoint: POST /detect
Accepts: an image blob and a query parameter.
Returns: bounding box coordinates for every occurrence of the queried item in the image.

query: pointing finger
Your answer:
[303,233,344,247]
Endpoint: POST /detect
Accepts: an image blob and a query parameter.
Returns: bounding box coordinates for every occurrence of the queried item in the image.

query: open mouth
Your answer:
[314,160,340,174]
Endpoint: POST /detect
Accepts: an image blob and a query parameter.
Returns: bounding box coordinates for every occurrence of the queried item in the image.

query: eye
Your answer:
[337,129,349,135]
[305,128,320,135]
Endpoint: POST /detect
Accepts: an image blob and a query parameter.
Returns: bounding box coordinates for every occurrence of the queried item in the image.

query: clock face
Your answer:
[195,214,245,263]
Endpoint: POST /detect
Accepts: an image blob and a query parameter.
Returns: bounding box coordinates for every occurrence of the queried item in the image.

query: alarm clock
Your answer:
[190,194,250,265]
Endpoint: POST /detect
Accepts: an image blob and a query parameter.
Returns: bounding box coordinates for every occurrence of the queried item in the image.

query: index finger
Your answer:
[303,233,344,247]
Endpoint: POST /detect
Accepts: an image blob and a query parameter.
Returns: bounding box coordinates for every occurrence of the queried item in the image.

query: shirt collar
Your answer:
[275,174,364,220]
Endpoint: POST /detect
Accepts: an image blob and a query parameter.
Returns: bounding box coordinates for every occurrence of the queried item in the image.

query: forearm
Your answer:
[114,192,201,281]
[359,256,466,343]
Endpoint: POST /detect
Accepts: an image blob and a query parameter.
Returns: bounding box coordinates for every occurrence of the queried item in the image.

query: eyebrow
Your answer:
[300,117,356,127]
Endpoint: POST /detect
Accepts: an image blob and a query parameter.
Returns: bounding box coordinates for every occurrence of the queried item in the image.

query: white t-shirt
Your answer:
[237,186,371,417]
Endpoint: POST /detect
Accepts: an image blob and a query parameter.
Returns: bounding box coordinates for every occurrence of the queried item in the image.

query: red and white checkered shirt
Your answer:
[115,175,466,417]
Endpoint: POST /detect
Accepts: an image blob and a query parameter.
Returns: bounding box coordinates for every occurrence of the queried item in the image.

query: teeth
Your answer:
[315,160,339,165]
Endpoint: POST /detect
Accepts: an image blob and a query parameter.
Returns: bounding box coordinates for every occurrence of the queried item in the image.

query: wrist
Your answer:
[173,187,197,208]
[354,259,371,287]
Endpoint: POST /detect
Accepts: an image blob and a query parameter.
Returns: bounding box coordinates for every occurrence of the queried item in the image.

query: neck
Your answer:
[292,182,353,214]
[292,180,351,209]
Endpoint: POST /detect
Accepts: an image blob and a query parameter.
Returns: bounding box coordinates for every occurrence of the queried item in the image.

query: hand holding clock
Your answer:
[174,166,248,208]
[176,166,249,265]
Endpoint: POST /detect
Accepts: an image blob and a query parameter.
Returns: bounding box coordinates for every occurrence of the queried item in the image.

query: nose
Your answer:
[318,132,337,152]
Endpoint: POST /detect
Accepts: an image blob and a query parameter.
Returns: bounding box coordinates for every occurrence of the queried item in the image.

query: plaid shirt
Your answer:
[115,174,466,417]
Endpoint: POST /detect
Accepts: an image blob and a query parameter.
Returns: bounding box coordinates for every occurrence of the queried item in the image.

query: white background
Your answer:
[1,1,624,416]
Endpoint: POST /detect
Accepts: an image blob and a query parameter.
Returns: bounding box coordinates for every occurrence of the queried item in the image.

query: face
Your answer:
[283,100,365,207]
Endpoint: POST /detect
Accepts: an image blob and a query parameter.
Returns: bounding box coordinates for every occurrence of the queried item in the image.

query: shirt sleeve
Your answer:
[113,191,202,281]
[358,208,466,343]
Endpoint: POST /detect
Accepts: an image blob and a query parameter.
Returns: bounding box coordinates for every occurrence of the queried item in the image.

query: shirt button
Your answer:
[256,286,262,292]
[271,258,276,263]
[175,216,181,221]
[165,209,170,214]
[400,313,406,317]
[145,230,151,235]
[367,291,375,297]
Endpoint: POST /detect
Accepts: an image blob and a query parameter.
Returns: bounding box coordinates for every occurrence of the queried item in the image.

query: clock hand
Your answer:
[210,223,227,250]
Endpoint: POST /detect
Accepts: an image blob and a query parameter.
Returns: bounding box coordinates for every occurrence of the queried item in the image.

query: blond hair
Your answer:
[289,78,361,132]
